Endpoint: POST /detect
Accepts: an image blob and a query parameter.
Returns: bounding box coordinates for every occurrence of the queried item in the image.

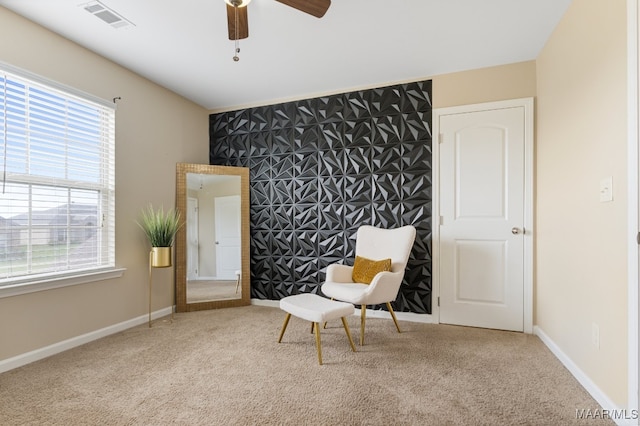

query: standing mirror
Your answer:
[175,163,250,312]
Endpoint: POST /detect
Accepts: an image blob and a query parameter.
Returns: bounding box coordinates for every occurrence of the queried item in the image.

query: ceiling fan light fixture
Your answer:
[224,0,252,7]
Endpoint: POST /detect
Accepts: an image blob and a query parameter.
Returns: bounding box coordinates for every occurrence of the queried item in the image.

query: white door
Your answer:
[186,197,199,280]
[214,195,241,279]
[436,99,533,332]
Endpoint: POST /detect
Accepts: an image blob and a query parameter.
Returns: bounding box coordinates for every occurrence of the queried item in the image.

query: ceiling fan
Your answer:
[224,0,331,60]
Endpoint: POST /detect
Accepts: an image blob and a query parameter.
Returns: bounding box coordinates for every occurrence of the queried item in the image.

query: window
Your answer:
[0,64,115,290]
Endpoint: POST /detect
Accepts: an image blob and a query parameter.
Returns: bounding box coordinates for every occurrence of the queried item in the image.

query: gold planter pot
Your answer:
[151,246,172,268]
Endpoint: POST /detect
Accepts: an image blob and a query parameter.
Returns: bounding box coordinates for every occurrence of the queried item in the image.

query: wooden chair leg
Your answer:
[386,302,402,333]
[313,322,323,365]
[278,313,291,343]
[360,305,366,346]
[341,317,357,352]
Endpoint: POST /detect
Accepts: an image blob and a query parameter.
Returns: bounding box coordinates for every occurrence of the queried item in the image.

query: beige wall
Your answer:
[431,8,629,406]
[536,0,628,406]
[432,60,537,108]
[0,8,209,360]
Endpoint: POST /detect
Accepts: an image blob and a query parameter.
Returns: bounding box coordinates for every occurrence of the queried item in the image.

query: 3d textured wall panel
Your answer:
[210,80,432,314]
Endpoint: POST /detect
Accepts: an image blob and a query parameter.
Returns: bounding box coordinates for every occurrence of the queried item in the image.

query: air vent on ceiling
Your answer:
[82,1,135,29]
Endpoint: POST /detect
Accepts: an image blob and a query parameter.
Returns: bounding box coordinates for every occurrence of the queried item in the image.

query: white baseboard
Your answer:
[251,298,279,308]
[250,298,435,323]
[366,308,435,323]
[534,326,637,426]
[0,306,173,374]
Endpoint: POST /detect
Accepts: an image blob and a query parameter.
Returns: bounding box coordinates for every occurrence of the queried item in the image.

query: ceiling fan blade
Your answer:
[275,0,331,18]
[227,4,249,40]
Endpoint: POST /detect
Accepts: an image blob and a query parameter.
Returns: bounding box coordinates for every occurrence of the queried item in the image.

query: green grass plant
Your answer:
[137,204,182,247]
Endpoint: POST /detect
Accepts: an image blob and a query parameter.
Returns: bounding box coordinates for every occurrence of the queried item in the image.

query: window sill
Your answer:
[0,268,126,299]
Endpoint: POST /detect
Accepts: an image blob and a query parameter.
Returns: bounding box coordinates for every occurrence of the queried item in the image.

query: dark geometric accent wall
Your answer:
[209,80,432,314]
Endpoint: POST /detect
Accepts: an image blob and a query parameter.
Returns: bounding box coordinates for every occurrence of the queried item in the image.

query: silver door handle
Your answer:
[511,227,522,235]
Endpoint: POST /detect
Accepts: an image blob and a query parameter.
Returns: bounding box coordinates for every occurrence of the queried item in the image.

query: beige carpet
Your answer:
[0,305,613,425]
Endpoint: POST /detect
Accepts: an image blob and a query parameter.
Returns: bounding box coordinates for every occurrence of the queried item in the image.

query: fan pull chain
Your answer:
[233,5,240,61]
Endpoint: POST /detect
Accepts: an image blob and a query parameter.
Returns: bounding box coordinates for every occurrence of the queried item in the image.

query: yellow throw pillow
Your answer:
[352,256,392,284]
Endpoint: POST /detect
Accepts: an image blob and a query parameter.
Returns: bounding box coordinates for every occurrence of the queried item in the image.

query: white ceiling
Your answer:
[0,0,572,112]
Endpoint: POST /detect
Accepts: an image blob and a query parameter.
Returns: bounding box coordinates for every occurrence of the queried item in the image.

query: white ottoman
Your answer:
[278,293,356,365]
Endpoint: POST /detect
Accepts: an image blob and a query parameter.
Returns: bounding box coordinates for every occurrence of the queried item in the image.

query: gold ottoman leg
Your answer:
[341,317,357,352]
[314,322,323,365]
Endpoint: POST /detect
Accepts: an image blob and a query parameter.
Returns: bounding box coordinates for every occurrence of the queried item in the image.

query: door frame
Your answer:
[432,97,534,333]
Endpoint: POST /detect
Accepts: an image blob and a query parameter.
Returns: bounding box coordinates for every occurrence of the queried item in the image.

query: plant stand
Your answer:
[148,248,174,328]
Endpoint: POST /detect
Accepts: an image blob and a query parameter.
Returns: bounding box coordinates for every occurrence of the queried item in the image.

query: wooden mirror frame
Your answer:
[175,163,250,312]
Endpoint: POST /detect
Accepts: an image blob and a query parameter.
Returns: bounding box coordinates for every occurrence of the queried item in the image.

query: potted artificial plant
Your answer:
[137,204,182,268]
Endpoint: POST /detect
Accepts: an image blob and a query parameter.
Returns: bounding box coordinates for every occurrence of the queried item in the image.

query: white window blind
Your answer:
[0,66,115,287]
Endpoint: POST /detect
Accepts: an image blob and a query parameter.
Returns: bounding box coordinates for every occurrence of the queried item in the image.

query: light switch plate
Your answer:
[600,176,613,202]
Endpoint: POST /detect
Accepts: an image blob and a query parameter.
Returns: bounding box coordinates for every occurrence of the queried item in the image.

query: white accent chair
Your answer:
[321,225,417,345]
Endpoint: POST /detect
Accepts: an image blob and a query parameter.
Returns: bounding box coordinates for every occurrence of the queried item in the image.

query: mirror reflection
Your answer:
[186,173,242,303]
[175,163,250,312]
